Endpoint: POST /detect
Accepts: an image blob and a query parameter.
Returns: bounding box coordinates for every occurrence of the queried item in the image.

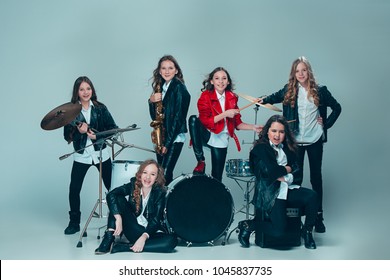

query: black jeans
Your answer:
[188,115,227,182]
[156,142,184,185]
[254,187,318,237]
[68,159,112,215]
[107,196,177,253]
[296,138,324,212]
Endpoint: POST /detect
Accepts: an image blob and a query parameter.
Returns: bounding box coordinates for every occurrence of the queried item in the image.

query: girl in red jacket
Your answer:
[188,67,262,182]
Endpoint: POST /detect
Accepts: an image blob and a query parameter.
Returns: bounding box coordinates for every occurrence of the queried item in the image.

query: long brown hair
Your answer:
[283,56,319,108]
[201,66,235,92]
[151,55,184,93]
[132,159,166,214]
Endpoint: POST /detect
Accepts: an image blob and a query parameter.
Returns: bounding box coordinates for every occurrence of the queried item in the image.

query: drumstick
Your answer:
[239,100,259,111]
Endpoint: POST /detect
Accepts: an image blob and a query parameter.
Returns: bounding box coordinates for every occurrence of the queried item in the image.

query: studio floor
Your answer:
[0,201,368,261]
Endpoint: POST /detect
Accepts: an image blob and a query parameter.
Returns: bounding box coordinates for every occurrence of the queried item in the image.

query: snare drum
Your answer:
[165,174,234,244]
[225,159,253,177]
[111,160,142,189]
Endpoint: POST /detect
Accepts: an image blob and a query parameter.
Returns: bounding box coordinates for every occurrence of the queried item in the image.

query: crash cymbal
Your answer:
[94,126,140,137]
[40,102,82,130]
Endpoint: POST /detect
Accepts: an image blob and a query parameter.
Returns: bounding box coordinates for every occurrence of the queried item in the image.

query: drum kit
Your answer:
[40,102,152,247]
[40,94,280,247]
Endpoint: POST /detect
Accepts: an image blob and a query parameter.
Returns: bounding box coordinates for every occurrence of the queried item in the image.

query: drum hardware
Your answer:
[111,160,142,189]
[165,174,234,246]
[40,102,82,130]
[57,131,149,247]
[75,138,112,248]
[225,173,256,243]
[94,124,139,137]
[109,139,155,159]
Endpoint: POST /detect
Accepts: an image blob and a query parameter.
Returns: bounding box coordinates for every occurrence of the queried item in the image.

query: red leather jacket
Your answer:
[197,90,243,150]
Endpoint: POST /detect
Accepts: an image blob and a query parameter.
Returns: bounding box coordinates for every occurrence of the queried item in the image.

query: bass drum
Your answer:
[165,174,234,244]
[111,160,142,189]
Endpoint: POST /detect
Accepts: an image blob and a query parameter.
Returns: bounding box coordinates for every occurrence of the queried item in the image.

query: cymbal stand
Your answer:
[76,138,110,248]
[242,105,259,145]
[226,175,256,243]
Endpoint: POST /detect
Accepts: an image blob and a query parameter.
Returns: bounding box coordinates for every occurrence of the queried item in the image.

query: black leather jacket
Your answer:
[148,77,191,150]
[262,85,341,143]
[63,102,118,153]
[250,142,302,212]
[106,177,167,236]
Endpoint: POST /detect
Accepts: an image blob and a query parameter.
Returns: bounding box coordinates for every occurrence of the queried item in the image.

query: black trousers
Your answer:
[156,142,184,186]
[188,115,227,182]
[296,138,324,212]
[107,196,177,253]
[68,159,112,216]
[254,187,318,237]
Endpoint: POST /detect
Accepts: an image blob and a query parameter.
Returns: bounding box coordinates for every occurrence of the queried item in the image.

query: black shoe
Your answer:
[95,231,115,255]
[315,213,326,233]
[110,242,132,254]
[301,228,316,249]
[238,221,252,248]
[64,222,80,235]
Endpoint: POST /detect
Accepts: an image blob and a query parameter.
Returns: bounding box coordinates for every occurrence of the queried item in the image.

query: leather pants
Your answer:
[156,142,183,186]
[106,196,177,253]
[188,115,227,182]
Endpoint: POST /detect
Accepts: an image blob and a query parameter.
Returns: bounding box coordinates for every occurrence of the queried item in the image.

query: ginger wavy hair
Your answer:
[283,56,319,108]
[132,159,166,214]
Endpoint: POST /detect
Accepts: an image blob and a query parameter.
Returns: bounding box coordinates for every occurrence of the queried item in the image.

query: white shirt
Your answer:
[137,190,151,227]
[73,101,110,164]
[207,90,229,148]
[162,81,186,144]
[270,141,300,200]
[295,84,324,145]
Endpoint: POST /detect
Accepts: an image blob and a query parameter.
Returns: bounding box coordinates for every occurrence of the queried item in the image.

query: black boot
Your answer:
[315,212,326,233]
[238,220,254,248]
[110,241,132,254]
[64,211,81,235]
[301,226,316,249]
[95,230,115,255]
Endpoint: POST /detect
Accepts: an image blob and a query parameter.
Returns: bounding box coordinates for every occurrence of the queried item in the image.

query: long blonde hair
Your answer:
[283,56,319,108]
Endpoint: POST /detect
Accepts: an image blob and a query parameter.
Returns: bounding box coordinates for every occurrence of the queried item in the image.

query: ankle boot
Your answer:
[301,227,316,249]
[64,211,81,235]
[238,220,253,248]
[110,242,132,254]
[193,160,205,174]
[315,212,326,233]
[95,230,115,255]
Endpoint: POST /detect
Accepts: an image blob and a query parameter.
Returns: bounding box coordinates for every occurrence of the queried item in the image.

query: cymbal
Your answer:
[95,127,140,137]
[40,102,82,130]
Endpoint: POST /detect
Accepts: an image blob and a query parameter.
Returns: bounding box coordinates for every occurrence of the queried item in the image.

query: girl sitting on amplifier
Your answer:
[237,115,319,249]
[95,159,177,254]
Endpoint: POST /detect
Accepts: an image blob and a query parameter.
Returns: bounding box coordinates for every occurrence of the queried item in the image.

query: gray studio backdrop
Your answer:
[0,0,389,259]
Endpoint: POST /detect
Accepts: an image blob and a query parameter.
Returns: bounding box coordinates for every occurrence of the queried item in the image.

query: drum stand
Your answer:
[76,140,110,248]
[226,175,256,242]
[74,136,155,247]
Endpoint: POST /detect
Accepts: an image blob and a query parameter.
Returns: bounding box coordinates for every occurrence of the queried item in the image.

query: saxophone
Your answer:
[150,84,165,155]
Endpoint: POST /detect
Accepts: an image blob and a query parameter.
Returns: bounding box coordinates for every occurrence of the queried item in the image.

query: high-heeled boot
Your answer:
[95,230,115,255]
[301,226,316,249]
[238,220,254,248]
